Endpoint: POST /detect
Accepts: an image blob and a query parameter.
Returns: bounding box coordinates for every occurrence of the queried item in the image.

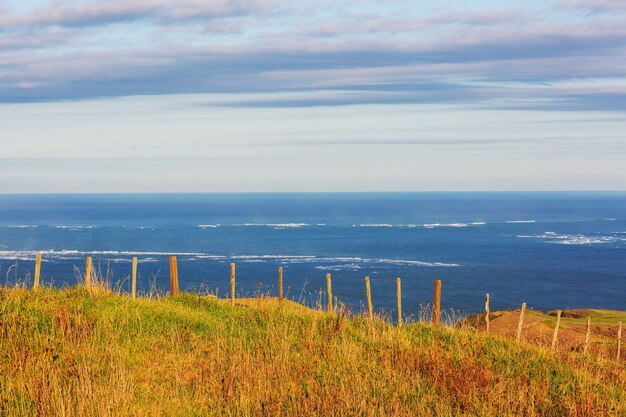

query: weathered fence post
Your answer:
[484,293,490,334]
[230,263,236,305]
[584,316,592,354]
[85,256,93,290]
[365,276,373,324]
[278,266,283,302]
[131,256,137,299]
[169,256,179,296]
[168,256,173,294]
[433,280,441,327]
[33,253,41,290]
[516,303,526,341]
[617,321,622,361]
[551,310,562,351]
[396,277,402,327]
[326,273,333,313]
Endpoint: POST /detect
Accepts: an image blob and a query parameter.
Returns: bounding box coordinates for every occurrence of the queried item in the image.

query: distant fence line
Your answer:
[18,253,623,362]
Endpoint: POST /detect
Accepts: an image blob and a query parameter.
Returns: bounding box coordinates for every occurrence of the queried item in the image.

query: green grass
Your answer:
[1,288,624,416]
[557,309,626,325]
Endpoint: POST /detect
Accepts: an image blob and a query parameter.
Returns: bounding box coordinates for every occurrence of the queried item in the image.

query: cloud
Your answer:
[559,0,626,13]
[431,9,531,26]
[1,1,626,111]
[0,0,275,29]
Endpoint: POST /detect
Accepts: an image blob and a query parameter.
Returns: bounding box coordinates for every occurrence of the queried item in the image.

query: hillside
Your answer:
[0,288,624,416]
[466,308,626,361]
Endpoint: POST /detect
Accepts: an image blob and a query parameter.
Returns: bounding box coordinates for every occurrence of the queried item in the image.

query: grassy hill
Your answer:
[1,288,624,416]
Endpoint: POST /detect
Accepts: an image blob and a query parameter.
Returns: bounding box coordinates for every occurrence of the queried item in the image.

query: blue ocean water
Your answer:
[0,193,624,315]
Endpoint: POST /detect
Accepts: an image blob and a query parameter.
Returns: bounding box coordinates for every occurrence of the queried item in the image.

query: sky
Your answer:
[0,0,625,192]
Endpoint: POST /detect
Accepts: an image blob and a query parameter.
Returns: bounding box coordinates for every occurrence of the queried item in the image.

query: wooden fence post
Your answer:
[85,256,93,290]
[168,256,173,294]
[584,316,591,354]
[131,256,137,299]
[230,263,236,305]
[326,273,333,313]
[33,253,41,290]
[365,276,373,324]
[396,277,402,327]
[617,321,622,361]
[516,303,526,342]
[169,256,179,296]
[278,266,283,302]
[484,293,490,334]
[551,310,562,351]
[433,280,441,327]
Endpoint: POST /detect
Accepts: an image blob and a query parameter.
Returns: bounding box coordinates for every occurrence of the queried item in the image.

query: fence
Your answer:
[11,253,625,362]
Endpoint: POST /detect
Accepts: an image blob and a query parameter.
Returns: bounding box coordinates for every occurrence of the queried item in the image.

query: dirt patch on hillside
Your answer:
[465,309,624,362]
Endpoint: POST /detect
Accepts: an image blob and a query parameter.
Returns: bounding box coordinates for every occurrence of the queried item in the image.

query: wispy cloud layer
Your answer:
[1,0,625,110]
[0,0,273,28]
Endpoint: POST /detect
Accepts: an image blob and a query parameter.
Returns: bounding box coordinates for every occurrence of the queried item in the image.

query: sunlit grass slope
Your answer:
[1,288,624,416]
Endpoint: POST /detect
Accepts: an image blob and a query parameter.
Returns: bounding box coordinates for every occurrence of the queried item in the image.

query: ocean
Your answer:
[0,192,624,316]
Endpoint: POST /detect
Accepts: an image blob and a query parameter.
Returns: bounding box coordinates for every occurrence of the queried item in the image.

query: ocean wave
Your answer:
[423,223,469,228]
[231,255,316,260]
[517,232,619,245]
[505,220,536,224]
[354,222,484,228]
[198,224,220,228]
[315,263,361,271]
[55,225,95,230]
[357,224,395,227]
[0,251,460,267]
[375,258,461,266]
[559,237,616,245]
[0,250,213,260]
[280,255,459,267]
[232,223,309,228]
[4,225,39,228]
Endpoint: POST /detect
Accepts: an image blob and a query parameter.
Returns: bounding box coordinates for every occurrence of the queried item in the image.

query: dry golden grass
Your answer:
[466,308,626,361]
[0,288,624,416]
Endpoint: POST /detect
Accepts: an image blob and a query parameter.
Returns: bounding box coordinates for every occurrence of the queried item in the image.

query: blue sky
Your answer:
[1,0,625,192]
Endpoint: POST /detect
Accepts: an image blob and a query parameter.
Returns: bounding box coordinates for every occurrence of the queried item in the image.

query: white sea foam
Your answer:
[279,255,459,267]
[231,255,316,260]
[355,223,480,228]
[358,224,395,227]
[559,237,615,245]
[233,223,309,227]
[375,258,461,267]
[55,225,95,230]
[5,225,39,228]
[0,250,211,260]
[315,263,361,271]
[198,224,220,228]
[517,232,618,245]
[0,251,460,267]
[505,220,536,224]
[423,223,469,228]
